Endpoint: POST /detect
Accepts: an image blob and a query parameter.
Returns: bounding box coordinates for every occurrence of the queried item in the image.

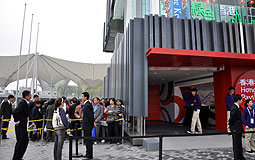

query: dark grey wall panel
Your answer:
[234,23,241,53]
[128,20,134,115]
[173,17,178,49]
[201,19,212,51]
[222,22,230,52]
[144,15,150,52]
[166,18,173,48]
[179,19,185,49]
[154,15,161,48]
[228,22,235,53]
[212,21,224,52]
[149,15,154,47]
[161,16,167,48]
[195,19,202,50]
[190,18,196,50]
[184,18,191,50]
[245,24,254,54]
[132,18,146,116]
[173,18,185,49]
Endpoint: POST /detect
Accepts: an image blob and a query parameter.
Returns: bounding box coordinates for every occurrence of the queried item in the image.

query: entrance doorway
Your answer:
[147,67,220,135]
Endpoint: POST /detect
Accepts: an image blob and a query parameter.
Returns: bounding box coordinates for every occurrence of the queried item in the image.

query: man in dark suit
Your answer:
[12,90,31,160]
[228,94,246,160]
[28,94,39,139]
[82,92,95,159]
[0,94,14,139]
[69,97,78,136]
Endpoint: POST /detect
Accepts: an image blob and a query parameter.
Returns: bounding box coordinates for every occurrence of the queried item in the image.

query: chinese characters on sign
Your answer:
[232,9,255,24]
[191,2,215,20]
[239,79,255,100]
[220,5,236,16]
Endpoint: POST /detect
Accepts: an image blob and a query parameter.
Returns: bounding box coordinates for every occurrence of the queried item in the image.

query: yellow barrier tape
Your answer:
[28,128,41,132]
[28,119,43,122]
[70,119,82,121]
[99,118,124,123]
[1,118,125,132]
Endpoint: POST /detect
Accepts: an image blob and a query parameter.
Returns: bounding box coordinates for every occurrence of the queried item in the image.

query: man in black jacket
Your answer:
[28,94,39,138]
[0,94,14,139]
[228,94,246,160]
[31,101,43,141]
[82,92,95,159]
[12,90,31,160]
[69,97,78,136]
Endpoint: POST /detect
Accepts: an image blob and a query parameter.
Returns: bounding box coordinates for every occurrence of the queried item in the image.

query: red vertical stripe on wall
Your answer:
[147,85,161,120]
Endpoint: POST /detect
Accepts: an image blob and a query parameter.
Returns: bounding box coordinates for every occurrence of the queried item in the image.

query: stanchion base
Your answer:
[72,153,86,158]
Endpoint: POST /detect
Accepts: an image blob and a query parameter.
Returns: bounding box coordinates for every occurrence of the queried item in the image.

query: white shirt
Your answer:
[24,99,29,104]
[234,103,240,109]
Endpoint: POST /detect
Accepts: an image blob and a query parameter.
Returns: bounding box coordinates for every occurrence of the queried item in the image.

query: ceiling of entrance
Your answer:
[149,69,214,85]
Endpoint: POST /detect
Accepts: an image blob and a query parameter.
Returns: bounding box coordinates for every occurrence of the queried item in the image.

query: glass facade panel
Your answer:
[134,0,255,24]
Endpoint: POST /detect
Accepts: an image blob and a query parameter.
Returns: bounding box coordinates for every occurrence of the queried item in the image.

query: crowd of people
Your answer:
[1,87,255,160]
[0,90,125,160]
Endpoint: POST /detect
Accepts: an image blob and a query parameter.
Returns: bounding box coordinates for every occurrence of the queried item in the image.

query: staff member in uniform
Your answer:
[228,94,246,160]
[82,92,95,160]
[12,90,31,160]
[225,87,235,132]
[187,88,202,134]
[0,94,14,139]
[242,99,255,154]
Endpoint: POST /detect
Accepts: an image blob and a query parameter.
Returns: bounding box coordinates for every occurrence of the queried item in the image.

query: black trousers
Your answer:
[2,121,9,138]
[232,132,246,160]
[84,125,93,159]
[108,122,119,142]
[13,123,29,160]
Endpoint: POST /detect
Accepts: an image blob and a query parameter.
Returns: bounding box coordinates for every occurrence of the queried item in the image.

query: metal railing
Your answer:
[68,130,255,160]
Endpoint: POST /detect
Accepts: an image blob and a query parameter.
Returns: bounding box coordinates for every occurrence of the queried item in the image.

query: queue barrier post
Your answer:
[41,115,45,145]
[72,122,84,158]
[122,118,124,144]
[69,135,73,160]
[159,134,163,160]
[0,115,3,145]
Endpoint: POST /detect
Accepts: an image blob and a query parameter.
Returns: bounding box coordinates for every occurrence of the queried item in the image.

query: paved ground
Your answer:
[1,127,255,160]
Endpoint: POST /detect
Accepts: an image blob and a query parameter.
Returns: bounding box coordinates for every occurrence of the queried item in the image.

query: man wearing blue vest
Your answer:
[187,88,202,134]
[226,87,235,132]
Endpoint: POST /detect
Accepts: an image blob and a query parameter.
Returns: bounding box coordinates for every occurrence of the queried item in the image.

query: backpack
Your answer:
[52,108,64,128]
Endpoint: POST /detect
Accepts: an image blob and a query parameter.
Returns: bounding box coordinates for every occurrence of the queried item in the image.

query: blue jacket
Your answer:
[242,107,255,128]
[225,94,234,111]
[192,94,201,110]
[60,108,70,129]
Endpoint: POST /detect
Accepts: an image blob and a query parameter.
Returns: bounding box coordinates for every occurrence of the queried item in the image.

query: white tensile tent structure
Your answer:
[0,53,109,96]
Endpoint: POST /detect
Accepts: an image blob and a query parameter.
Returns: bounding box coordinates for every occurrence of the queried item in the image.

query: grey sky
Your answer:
[0,0,112,64]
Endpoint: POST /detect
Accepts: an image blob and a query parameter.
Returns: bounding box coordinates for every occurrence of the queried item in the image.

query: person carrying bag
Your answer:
[52,98,71,160]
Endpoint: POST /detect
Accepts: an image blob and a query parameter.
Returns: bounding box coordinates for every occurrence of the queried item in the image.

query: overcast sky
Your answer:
[0,0,113,90]
[0,0,112,63]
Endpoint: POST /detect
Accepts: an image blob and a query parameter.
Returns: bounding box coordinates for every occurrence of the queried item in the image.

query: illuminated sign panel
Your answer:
[174,0,183,18]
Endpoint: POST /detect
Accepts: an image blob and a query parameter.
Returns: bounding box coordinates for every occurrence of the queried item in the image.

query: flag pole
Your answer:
[34,22,40,95]
[15,3,27,107]
[25,14,34,89]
